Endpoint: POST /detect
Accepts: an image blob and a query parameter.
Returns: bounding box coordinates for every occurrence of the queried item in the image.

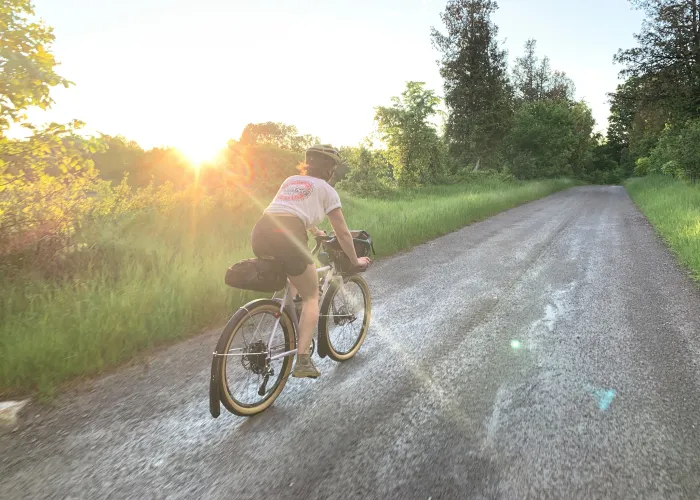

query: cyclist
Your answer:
[250,144,372,378]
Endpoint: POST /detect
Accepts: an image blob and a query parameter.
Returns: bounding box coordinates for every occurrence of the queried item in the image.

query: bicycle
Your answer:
[209,233,372,418]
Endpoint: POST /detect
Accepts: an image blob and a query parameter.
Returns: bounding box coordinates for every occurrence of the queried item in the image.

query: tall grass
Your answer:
[626,175,700,280]
[0,178,575,396]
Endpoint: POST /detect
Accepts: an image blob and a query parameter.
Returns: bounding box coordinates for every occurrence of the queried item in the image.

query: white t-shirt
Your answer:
[264,175,342,228]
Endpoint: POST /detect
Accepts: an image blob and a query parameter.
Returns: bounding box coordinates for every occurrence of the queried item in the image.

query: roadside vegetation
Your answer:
[0,176,574,396]
[626,176,700,281]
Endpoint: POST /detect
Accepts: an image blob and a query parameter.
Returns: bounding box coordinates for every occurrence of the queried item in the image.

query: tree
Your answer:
[503,100,595,179]
[0,121,103,264]
[0,0,72,131]
[238,122,319,152]
[643,118,700,180]
[614,0,700,122]
[91,135,145,183]
[335,144,393,196]
[0,1,102,266]
[431,0,512,168]
[607,74,674,169]
[584,136,626,184]
[512,39,576,104]
[213,140,302,196]
[548,70,576,102]
[568,102,598,177]
[132,147,194,188]
[607,0,700,176]
[512,39,539,103]
[373,82,445,186]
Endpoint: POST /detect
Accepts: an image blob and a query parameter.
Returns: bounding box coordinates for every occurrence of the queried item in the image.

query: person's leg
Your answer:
[253,214,318,376]
[288,263,320,377]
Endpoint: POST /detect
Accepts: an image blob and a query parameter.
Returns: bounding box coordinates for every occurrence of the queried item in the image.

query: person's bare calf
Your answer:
[288,264,321,378]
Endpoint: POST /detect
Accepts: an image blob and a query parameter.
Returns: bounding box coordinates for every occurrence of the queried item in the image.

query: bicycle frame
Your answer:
[267,236,337,362]
[266,263,334,361]
[217,236,340,362]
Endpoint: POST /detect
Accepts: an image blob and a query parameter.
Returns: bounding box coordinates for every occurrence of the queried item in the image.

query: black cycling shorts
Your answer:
[250,213,314,277]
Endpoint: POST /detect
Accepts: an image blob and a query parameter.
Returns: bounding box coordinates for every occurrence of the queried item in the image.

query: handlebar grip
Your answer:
[349,262,371,273]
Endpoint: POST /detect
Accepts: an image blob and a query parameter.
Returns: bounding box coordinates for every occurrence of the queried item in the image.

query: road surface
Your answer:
[2,186,700,499]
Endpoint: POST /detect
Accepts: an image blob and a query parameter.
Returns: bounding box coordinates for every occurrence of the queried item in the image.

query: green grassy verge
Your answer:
[0,178,576,396]
[626,175,700,281]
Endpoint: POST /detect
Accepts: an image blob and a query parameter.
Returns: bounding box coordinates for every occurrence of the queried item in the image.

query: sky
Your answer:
[22,0,645,162]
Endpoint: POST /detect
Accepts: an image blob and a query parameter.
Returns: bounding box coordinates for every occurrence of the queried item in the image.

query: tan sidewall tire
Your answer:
[321,275,371,362]
[219,304,296,416]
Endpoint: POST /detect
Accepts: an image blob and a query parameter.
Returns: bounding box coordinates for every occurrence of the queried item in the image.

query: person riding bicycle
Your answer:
[250,144,372,378]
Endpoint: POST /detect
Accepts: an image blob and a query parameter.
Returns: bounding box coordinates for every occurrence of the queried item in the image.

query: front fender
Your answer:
[317,277,342,358]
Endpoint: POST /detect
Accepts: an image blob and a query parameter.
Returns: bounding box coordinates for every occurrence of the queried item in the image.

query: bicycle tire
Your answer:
[212,299,296,417]
[318,275,371,362]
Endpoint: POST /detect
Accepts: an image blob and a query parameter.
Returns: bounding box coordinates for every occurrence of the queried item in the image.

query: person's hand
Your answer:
[355,257,372,270]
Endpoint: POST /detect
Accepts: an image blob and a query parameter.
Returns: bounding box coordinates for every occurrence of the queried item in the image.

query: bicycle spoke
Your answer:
[326,278,367,356]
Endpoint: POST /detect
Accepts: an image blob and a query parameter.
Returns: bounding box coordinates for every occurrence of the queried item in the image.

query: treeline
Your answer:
[31,0,693,194]
[92,122,318,189]
[607,0,700,180]
[87,1,615,194]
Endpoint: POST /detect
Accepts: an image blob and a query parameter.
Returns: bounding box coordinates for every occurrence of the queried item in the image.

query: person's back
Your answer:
[264,174,342,230]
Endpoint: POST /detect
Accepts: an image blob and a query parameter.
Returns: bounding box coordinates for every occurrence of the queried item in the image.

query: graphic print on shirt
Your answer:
[276,179,314,202]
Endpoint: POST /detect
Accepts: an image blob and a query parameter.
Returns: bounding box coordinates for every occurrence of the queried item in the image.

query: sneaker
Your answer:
[292,354,320,378]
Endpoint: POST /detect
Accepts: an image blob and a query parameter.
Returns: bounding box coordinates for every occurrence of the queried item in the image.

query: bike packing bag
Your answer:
[323,230,375,273]
[224,258,287,293]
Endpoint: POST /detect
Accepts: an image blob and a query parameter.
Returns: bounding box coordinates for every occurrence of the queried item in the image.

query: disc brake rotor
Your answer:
[241,340,268,375]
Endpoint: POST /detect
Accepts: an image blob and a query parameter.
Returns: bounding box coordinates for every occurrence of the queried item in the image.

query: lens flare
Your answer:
[229,154,254,186]
[510,339,521,350]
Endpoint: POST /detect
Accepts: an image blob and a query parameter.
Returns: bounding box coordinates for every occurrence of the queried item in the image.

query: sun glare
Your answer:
[177,143,221,167]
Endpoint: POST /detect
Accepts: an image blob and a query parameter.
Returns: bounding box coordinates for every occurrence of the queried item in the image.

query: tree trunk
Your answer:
[693,0,700,115]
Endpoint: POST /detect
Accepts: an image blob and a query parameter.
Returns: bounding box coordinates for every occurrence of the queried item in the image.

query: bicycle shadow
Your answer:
[233,404,290,434]
[318,352,372,384]
[227,353,373,435]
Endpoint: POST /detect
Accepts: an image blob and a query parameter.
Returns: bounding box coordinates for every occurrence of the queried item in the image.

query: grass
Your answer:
[0,177,576,396]
[626,175,700,281]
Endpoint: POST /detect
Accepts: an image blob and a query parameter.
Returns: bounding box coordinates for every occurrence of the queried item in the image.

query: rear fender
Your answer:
[209,299,286,418]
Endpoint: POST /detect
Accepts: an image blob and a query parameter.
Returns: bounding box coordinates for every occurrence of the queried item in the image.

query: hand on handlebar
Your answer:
[314,233,334,242]
[355,256,372,270]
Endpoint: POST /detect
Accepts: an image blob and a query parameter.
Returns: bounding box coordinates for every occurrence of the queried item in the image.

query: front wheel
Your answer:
[319,275,371,361]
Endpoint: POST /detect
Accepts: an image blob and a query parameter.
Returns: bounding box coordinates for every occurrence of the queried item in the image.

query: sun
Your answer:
[177,143,220,167]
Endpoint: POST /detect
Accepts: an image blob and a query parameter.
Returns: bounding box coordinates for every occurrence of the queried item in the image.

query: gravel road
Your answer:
[2,186,700,500]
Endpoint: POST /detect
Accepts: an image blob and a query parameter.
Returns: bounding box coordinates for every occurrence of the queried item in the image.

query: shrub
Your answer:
[634,157,650,177]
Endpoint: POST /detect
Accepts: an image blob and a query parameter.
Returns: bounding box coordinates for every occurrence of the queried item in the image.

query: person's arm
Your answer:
[327,208,360,266]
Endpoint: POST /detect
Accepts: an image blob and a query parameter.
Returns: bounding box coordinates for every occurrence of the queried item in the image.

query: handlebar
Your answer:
[311,233,333,256]
[311,232,372,272]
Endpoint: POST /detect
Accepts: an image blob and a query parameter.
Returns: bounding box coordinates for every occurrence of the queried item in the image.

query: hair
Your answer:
[297,151,337,181]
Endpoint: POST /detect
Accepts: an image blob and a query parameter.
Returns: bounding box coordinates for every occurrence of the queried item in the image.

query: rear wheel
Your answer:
[215,300,296,416]
[319,275,371,361]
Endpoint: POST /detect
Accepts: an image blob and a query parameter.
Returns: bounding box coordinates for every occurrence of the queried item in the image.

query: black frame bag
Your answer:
[224,258,287,293]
